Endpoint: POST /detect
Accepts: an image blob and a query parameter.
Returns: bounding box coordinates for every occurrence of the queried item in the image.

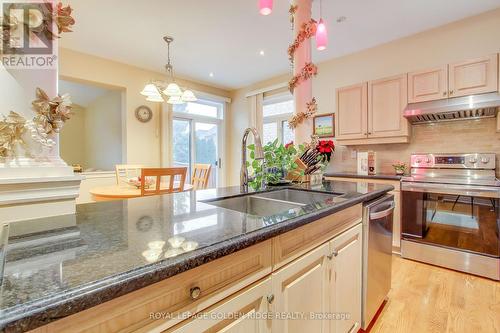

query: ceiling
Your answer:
[61,0,500,90]
[59,79,110,107]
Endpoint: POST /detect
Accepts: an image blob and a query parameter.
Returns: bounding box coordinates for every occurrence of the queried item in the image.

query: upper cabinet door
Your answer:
[408,66,448,103]
[448,54,498,97]
[336,83,368,140]
[368,74,409,138]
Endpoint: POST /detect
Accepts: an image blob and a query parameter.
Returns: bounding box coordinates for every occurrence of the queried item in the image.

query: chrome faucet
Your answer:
[241,127,264,190]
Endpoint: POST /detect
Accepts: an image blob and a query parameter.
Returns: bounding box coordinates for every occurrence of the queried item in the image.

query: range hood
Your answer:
[404,92,500,124]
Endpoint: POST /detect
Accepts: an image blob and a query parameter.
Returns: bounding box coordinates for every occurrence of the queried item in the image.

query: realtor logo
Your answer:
[1,1,56,68]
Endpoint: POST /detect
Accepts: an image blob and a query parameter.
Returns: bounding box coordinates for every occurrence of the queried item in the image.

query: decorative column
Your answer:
[0,1,81,227]
[293,0,313,144]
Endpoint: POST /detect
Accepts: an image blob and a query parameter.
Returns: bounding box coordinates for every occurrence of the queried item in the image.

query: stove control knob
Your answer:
[481,157,490,164]
[425,157,432,163]
[469,157,477,164]
[416,158,422,164]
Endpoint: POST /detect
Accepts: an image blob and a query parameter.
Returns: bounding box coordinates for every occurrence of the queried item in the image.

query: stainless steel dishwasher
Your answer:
[362,194,394,330]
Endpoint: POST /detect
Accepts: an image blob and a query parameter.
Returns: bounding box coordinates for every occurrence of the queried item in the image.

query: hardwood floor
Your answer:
[370,255,500,333]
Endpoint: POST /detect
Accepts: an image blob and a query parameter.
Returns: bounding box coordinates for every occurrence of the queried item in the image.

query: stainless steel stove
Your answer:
[401,153,500,280]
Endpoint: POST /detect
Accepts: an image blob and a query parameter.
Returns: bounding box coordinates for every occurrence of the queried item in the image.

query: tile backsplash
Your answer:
[327,117,500,176]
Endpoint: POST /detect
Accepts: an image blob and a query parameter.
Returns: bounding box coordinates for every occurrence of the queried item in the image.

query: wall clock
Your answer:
[135,105,153,123]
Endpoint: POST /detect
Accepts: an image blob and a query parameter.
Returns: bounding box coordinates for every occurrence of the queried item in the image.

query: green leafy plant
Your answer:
[247,139,298,190]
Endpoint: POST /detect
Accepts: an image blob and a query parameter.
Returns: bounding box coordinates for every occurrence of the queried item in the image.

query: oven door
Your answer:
[401,181,500,258]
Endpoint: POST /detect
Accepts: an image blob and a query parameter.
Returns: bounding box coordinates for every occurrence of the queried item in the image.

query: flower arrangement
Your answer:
[32,87,73,134]
[287,18,317,63]
[54,2,75,35]
[288,62,318,93]
[392,161,407,175]
[0,112,28,159]
[288,97,317,129]
[0,88,73,160]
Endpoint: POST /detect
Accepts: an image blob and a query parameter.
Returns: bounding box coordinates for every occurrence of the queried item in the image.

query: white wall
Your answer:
[60,105,86,166]
[84,91,123,171]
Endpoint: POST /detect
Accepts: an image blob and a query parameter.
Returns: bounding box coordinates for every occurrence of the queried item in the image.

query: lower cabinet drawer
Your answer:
[33,240,272,333]
[163,277,272,333]
[272,204,362,269]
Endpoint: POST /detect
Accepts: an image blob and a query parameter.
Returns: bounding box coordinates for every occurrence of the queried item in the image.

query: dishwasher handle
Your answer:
[369,202,395,220]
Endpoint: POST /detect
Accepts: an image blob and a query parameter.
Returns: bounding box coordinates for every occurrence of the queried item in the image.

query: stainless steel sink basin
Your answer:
[253,189,342,205]
[205,195,303,216]
[204,189,345,217]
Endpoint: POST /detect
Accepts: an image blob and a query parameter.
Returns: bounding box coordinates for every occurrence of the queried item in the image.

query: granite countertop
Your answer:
[324,171,405,181]
[0,180,393,332]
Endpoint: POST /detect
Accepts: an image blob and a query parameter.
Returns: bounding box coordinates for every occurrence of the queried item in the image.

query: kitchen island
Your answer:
[0,180,393,333]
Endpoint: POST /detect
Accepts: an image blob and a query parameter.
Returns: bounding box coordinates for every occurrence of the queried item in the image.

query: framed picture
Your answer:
[313,113,335,137]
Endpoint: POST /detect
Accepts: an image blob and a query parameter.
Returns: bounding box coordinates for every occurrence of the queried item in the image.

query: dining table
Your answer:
[90,182,194,201]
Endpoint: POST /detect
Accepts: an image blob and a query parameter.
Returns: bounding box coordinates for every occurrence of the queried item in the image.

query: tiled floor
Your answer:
[370,255,500,333]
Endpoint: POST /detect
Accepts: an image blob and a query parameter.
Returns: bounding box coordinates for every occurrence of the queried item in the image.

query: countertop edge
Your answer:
[1,185,393,332]
[324,172,405,181]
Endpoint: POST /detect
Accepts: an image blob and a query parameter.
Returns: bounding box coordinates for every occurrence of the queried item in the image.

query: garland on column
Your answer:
[287,4,318,130]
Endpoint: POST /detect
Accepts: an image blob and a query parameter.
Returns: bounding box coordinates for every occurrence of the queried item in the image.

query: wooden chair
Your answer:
[191,164,212,190]
[140,167,187,196]
[115,164,144,185]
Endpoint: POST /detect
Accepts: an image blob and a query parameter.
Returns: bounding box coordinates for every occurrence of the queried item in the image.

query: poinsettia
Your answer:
[316,140,335,162]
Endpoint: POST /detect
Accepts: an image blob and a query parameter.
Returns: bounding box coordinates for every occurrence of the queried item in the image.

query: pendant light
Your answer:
[315,0,328,51]
[258,0,273,16]
[140,83,160,97]
[141,36,197,104]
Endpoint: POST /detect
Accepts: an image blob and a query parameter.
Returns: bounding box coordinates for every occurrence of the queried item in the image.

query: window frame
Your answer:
[262,94,295,145]
[171,97,226,187]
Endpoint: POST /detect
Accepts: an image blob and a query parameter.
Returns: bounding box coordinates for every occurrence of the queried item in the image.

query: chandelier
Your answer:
[140,36,197,104]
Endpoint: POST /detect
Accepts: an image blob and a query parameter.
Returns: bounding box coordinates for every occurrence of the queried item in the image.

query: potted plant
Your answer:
[392,161,407,175]
[247,139,298,190]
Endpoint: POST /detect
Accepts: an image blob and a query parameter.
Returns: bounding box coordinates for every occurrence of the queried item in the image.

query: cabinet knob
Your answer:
[267,294,275,304]
[190,286,201,300]
[450,90,454,95]
[328,250,339,260]
[443,91,447,96]
[368,132,372,135]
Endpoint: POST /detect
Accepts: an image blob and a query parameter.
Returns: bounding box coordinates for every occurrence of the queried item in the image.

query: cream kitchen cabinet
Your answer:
[335,83,368,140]
[272,242,330,333]
[164,278,272,333]
[408,66,448,103]
[335,75,409,145]
[449,54,498,97]
[272,224,363,333]
[329,224,362,333]
[368,74,409,139]
[408,54,499,103]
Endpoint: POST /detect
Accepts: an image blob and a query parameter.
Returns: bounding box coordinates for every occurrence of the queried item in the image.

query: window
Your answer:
[173,99,223,119]
[262,96,294,145]
[172,98,224,188]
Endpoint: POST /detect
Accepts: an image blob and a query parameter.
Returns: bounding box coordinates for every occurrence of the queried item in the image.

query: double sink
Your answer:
[204,189,344,217]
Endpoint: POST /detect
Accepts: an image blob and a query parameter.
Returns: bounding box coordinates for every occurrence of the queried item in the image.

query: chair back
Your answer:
[140,167,187,196]
[191,164,212,190]
[115,164,144,185]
